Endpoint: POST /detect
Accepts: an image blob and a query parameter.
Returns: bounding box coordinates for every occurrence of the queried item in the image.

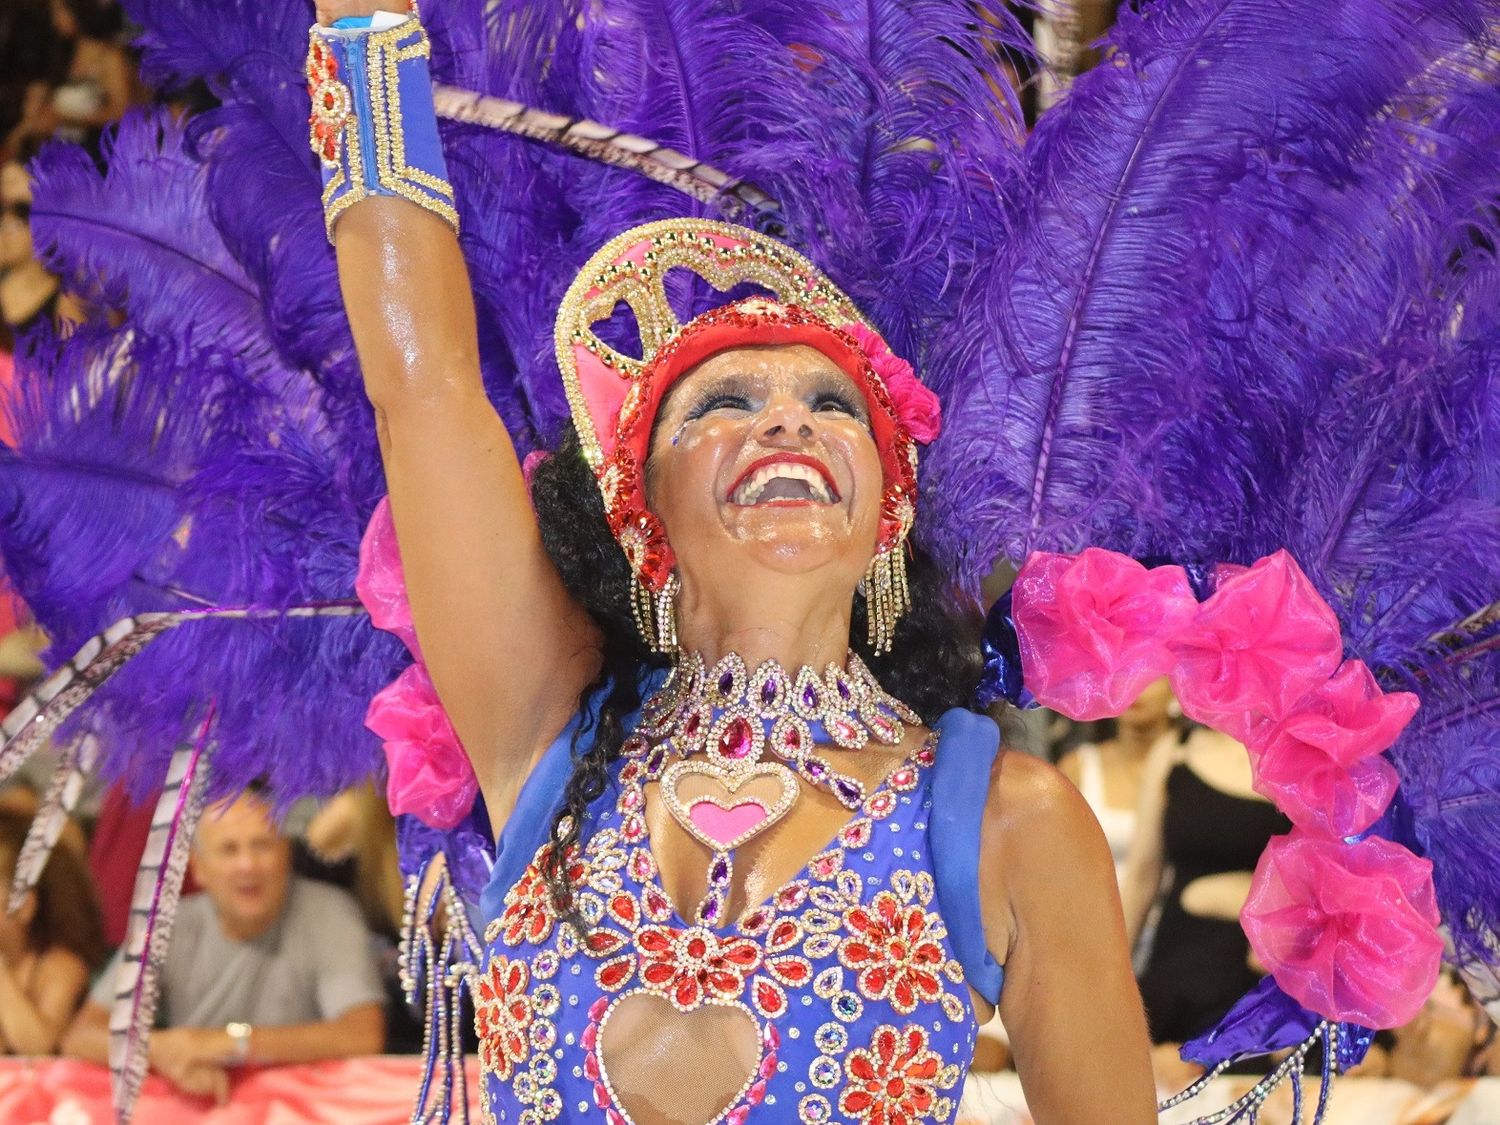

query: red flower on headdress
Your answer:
[1241,832,1442,1028]
[845,324,941,444]
[1247,659,1416,838]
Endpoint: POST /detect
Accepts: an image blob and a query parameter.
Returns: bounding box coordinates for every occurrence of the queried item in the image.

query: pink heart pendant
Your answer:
[661,761,797,853]
[689,800,768,848]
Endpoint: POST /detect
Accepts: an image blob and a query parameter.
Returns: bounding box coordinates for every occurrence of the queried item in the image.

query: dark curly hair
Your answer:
[528,426,985,931]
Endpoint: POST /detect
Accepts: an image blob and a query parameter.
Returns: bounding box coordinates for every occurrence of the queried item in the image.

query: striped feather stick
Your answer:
[0,602,365,790]
[108,708,217,1123]
[431,84,778,219]
[6,732,99,914]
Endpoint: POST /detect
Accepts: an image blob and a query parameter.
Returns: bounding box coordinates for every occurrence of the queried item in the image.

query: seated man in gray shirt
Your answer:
[62,787,385,1100]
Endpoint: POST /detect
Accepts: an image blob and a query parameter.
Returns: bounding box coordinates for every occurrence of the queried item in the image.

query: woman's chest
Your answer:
[475,743,978,1125]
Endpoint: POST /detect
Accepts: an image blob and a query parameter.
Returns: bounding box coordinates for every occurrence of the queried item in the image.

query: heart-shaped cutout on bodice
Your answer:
[596,990,762,1125]
[661,761,797,852]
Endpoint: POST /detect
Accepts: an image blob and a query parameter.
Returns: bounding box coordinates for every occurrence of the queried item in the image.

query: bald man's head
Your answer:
[190,791,293,942]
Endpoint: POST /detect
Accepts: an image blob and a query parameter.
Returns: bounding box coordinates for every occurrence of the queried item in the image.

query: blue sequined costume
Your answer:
[475,707,1004,1124]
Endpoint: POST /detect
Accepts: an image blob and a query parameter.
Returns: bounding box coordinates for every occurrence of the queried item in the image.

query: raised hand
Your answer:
[313,0,411,27]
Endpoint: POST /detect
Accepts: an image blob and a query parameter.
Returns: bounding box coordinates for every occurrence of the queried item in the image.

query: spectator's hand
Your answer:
[314,0,412,27]
[149,1027,232,1103]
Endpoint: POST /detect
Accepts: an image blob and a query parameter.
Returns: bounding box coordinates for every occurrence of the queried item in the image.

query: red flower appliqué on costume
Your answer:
[838,891,945,1014]
[473,956,533,1081]
[498,848,584,947]
[839,1025,947,1125]
[635,925,762,1009]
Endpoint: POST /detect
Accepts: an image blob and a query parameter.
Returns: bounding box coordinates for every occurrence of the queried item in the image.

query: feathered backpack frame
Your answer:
[1,1,1497,1122]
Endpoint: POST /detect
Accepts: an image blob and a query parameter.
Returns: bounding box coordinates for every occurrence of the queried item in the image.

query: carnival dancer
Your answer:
[315,3,1155,1119]
[4,0,1497,1122]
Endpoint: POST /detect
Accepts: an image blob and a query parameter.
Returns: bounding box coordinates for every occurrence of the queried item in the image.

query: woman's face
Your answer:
[646,344,884,593]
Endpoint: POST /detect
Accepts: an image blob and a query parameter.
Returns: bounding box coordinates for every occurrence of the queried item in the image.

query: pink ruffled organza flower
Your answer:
[1248,659,1417,839]
[356,496,421,659]
[365,662,478,830]
[845,324,942,444]
[1013,549,1197,721]
[1169,551,1344,744]
[1242,832,1442,1028]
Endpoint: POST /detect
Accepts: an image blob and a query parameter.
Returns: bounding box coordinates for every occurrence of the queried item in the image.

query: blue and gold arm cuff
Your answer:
[307,14,458,239]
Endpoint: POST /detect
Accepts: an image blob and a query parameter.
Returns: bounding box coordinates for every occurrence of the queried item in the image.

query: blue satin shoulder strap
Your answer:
[930,708,1006,1005]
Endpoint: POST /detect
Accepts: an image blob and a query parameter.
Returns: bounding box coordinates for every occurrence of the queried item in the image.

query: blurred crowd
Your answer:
[1,0,139,360]
[978,684,1497,1108]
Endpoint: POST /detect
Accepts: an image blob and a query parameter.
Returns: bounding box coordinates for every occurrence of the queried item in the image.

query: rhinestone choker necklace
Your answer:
[635,651,920,808]
[630,651,920,926]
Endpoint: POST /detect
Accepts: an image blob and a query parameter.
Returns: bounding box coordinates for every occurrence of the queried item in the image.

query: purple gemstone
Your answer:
[834,779,862,805]
[802,684,820,709]
[836,678,851,700]
[804,760,828,781]
[719,671,735,694]
[702,899,719,920]
[761,679,779,705]
[711,858,730,881]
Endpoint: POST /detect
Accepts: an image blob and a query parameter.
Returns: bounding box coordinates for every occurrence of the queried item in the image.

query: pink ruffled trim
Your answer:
[1169,551,1345,744]
[357,496,477,830]
[1246,659,1415,839]
[355,496,420,660]
[845,324,941,444]
[1014,544,1436,1026]
[1242,832,1442,1027]
[365,662,478,831]
[1013,549,1196,721]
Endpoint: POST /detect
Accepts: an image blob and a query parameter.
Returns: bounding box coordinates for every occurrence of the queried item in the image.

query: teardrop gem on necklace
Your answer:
[719,716,754,760]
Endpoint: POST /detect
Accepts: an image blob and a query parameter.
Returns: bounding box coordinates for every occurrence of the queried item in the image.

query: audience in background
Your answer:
[0,810,103,1054]
[1121,726,1292,1089]
[62,788,384,1099]
[302,781,425,1053]
[1058,677,1177,887]
[5,0,135,156]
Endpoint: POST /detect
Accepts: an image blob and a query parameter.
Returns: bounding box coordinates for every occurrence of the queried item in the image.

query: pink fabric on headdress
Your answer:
[844,324,941,443]
[1242,832,1442,1027]
[1247,659,1416,839]
[1013,549,1197,721]
[1169,551,1344,744]
[365,662,478,830]
[355,496,420,659]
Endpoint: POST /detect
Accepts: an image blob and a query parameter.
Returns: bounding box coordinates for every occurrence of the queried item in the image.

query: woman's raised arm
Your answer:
[319,5,600,820]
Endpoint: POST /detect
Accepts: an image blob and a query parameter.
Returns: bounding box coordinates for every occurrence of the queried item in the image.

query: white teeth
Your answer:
[732,463,836,505]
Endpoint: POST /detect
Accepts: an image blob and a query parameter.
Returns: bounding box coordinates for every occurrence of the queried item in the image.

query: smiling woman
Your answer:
[310,0,1156,1112]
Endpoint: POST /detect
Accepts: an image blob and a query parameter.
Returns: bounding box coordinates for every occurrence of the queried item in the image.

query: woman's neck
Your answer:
[673,578,856,673]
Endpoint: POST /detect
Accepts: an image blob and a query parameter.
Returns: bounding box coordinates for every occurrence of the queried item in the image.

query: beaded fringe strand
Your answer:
[863,546,910,655]
[631,572,680,653]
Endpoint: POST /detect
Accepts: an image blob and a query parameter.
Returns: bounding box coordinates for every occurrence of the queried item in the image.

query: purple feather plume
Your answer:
[920,0,1496,587]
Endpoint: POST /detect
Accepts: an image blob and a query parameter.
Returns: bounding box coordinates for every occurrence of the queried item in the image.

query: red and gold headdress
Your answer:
[555,219,942,652]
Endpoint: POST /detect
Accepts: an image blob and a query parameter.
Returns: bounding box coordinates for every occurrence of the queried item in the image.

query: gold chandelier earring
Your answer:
[630,570,680,654]
[862,542,911,656]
